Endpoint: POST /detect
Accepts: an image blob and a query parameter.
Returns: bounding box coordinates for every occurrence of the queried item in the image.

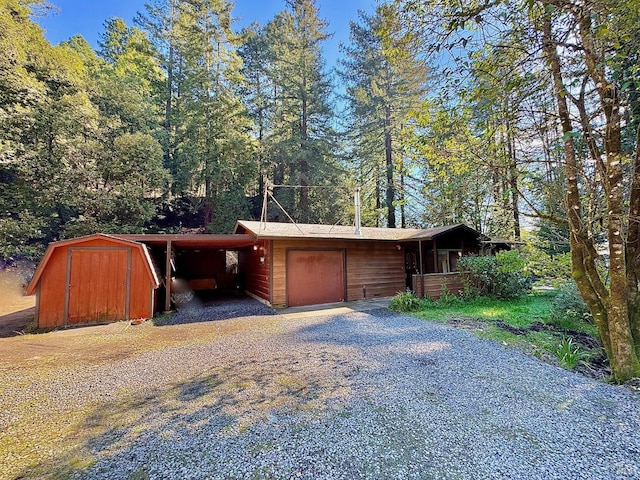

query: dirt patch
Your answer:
[0,307,35,337]
[0,268,36,336]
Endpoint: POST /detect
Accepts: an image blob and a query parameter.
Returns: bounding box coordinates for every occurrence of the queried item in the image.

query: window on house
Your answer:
[437,250,463,273]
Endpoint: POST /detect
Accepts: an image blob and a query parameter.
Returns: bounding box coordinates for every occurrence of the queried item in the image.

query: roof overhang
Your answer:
[114,234,258,249]
[234,220,485,243]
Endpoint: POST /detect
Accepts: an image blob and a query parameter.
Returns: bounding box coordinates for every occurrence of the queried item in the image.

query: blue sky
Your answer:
[36,0,377,71]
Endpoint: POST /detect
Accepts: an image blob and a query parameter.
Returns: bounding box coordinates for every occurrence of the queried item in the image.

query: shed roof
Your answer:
[234,220,482,242]
[26,233,160,295]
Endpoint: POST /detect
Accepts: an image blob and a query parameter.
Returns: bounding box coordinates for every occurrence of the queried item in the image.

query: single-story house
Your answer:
[233,221,483,307]
[26,221,491,327]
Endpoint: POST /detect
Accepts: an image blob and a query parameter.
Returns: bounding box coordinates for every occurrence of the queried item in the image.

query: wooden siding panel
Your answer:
[271,239,405,307]
[129,251,154,319]
[37,247,67,328]
[412,273,464,299]
[346,242,405,300]
[239,244,270,302]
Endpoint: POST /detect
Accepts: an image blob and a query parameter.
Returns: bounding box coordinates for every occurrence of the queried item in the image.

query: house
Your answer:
[26,221,488,327]
[233,221,483,307]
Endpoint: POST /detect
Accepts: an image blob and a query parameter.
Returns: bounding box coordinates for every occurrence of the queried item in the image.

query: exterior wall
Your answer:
[271,239,405,307]
[35,237,155,327]
[238,242,270,302]
[37,246,68,328]
[412,273,464,299]
[129,249,155,319]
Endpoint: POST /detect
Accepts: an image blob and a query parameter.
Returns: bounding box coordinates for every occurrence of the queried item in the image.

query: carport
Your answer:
[115,234,258,311]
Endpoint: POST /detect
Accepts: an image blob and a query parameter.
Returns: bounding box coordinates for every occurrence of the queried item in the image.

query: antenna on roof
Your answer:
[354,187,362,236]
[260,180,305,235]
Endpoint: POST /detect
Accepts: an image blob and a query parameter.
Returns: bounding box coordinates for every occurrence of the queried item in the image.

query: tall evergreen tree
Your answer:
[174,0,256,232]
[137,0,257,232]
[258,0,343,224]
[340,5,428,227]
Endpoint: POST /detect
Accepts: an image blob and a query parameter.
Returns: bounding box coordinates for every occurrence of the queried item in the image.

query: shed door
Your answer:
[287,250,345,307]
[67,248,129,324]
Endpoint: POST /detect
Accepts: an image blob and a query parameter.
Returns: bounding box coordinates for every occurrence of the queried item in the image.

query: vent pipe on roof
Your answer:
[354,187,362,235]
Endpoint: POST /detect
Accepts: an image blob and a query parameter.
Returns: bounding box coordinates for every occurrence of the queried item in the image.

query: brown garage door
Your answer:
[287,250,345,307]
[67,248,129,324]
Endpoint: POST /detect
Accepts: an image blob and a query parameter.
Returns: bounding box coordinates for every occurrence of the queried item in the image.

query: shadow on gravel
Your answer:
[153,295,277,326]
[11,309,640,480]
[293,309,442,349]
[14,346,358,479]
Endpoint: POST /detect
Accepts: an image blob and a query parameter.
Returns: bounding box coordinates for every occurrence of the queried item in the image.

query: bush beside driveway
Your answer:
[1,308,639,479]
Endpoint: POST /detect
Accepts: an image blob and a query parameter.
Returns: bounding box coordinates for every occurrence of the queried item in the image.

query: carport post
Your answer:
[165,240,172,311]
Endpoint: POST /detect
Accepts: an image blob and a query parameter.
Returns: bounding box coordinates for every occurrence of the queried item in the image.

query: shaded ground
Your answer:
[154,294,277,325]
[446,315,611,381]
[0,307,35,338]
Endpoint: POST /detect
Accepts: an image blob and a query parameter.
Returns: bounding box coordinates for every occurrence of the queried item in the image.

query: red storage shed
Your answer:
[26,234,160,328]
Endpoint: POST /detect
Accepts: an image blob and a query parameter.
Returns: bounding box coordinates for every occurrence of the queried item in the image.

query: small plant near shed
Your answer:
[555,337,587,370]
[389,290,422,312]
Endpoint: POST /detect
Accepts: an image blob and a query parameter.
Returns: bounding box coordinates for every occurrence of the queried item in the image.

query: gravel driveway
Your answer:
[2,306,639,479]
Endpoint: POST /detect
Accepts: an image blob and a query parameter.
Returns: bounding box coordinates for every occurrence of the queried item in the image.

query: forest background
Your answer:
[1,0,534,259]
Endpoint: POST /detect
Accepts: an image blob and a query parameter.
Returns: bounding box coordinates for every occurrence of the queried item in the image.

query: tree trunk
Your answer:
[384,104,395,228]
[299,87,309,223]
[542,12,640,382]
[505,116,520,239]
[626,124,640,359]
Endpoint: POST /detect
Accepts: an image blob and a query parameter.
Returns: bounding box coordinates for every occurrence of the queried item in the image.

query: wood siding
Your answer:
[37,246,68,328]
[33,237,157,327]
[238,242,270,302]
[271,239,405,307]
[412,273,464,299]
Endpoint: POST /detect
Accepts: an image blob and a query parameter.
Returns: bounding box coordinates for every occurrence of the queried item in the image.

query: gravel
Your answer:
[153,296,277,325]
[3,307,640,479]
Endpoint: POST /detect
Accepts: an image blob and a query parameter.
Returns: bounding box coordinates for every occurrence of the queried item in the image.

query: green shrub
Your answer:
[389,290,423,312]
[437,285,461,307]
[549,281,592,329]
[522,243,572,281]
[458,251,532,299]
[555,337,587,369]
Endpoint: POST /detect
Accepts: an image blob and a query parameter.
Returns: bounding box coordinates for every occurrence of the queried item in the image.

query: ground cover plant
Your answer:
[390,287,610,380]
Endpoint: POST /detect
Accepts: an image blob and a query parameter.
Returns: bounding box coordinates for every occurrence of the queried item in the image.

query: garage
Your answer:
[286,250,345,307]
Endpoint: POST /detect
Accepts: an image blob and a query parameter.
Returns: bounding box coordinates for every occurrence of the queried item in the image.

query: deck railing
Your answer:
[412,272,464,299]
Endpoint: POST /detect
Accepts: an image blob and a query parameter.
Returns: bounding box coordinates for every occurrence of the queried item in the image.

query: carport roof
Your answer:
[234,220,482,242]
[114,233,257,249]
